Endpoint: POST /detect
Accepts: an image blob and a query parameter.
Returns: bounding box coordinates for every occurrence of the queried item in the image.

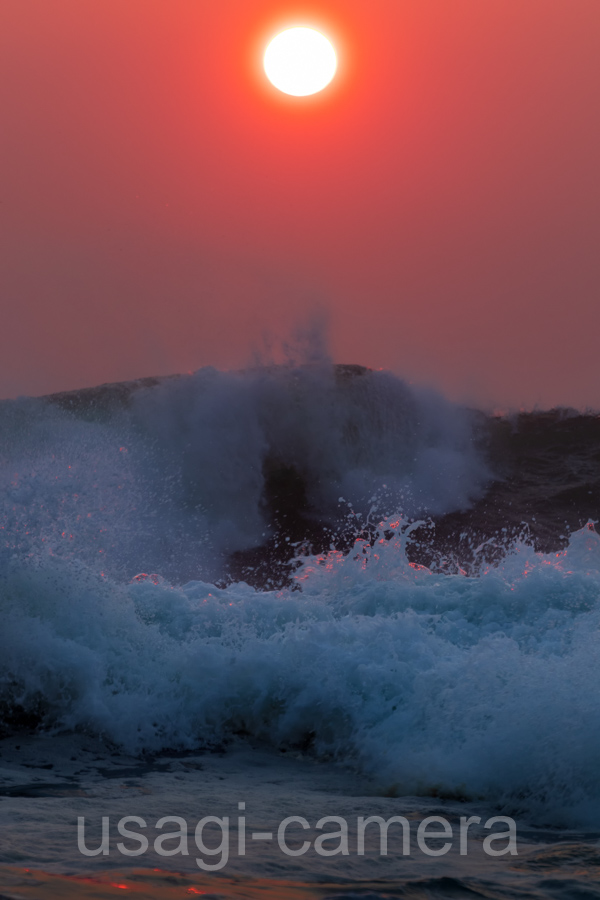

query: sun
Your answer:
[263,27,337,97]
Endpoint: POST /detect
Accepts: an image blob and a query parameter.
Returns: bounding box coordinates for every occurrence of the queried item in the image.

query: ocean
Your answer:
[1,364,599,898]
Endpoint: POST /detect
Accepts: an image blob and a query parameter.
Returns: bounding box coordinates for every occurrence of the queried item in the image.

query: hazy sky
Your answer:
[2,0,599,408]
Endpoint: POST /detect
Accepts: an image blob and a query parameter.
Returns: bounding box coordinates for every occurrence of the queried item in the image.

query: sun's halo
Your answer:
[263,27,337,97]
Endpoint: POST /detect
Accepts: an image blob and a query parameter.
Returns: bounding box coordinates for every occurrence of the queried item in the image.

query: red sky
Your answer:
[1,0,599,408]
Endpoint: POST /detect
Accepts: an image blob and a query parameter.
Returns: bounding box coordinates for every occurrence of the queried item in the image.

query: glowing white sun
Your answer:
[264,27,337,97]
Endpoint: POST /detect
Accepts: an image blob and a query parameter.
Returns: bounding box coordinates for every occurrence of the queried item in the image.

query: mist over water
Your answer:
[0,364,488,582]
[1,364,600,828]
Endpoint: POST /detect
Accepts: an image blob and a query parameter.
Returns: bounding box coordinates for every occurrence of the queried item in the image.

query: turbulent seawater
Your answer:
[1,363,600,835]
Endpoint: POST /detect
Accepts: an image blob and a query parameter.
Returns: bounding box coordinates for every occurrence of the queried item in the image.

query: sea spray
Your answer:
[0,365,489,583]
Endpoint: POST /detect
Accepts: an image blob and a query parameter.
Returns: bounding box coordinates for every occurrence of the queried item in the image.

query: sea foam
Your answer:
[1,519,600,827]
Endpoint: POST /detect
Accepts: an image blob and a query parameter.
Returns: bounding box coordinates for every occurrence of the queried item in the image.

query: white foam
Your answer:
[1,520,600,826]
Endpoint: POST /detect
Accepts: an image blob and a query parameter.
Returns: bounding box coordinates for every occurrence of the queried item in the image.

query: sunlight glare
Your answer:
[263,27,337,97]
